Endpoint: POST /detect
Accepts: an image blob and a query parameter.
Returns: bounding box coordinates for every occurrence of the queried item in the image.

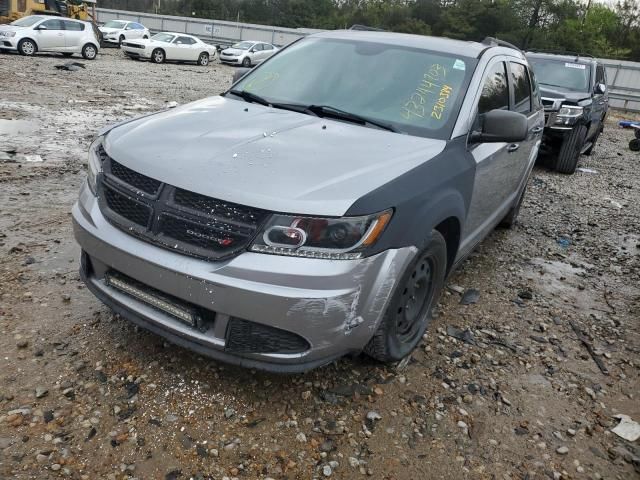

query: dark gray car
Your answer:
[73,31,544,372]
[526,52,609,174]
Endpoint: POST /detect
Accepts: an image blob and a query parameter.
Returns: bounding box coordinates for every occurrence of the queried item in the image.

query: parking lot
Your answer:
[1,48,639,479]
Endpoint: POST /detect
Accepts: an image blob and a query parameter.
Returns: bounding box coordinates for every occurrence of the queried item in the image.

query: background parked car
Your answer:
[121,32,217,66]
[0,15,100,59]
[526,52,609,174]
[99,19,150,46]
[220,41,278,67]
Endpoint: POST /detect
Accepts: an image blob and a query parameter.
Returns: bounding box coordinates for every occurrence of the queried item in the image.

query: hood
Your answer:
[99,27,122,34]
[222,48,245,55]
[0,25,23,32]
[539,85,591,106]
[104,96,445,216]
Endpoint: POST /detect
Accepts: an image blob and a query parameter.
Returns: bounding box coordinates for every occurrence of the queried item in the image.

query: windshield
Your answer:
[152,33,176,43]
[103,20,127,29]
[232,38,477,139]
[231,41,253,50]
[11,16,42,27]
[528,58,590,91]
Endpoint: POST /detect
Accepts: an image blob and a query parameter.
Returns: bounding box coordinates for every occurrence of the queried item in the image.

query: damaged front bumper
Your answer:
[72,181,416,372]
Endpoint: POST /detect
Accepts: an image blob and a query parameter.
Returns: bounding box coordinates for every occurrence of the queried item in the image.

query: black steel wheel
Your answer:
[365,230,447,363]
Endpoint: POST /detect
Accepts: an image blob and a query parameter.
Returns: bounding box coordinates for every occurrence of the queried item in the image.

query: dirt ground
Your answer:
[0,48,639,480]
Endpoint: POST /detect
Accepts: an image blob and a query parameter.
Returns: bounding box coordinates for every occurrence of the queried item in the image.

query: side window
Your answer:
[478,61,509,115]
[175,36,193,45]
[132,23,143,30]
[263,44,273,51]
[41,19,65,30]
[596,65,605,85]
[510,62,532,114]
[252,44,263,51]
[63,20,84,31]
[528,66,542,111]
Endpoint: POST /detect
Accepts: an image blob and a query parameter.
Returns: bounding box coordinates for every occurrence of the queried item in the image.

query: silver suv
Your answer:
[73,31,544,372]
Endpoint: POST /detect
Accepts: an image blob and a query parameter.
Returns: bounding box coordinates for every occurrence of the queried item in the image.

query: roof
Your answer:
[311,30,491,58]
[526,52,598,64]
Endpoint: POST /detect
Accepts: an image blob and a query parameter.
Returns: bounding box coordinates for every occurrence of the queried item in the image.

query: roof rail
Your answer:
[349,24,385,32]
[482,37,521,51]
[525,48,595,60]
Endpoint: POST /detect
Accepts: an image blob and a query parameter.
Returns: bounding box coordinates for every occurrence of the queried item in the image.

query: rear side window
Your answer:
[63,20,84,31]
[510,62,532,114]
[478,61,509,114]
[175,36,195,45]
[263,44,274,50]
[528,66,542,111]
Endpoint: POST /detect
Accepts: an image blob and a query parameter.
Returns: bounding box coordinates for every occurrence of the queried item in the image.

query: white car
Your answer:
[99,20,150,46]
[121,32,217,66]
[220,41,279,67]
[0,15,100,59]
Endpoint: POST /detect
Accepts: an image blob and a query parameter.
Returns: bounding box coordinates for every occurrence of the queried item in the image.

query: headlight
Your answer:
[557,105,583,118]
[1,31,16,38]
[250,210,392,260]
[87,136,105,194]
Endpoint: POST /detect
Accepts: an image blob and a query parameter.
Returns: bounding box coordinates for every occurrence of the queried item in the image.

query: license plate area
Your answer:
[104,271,202,328]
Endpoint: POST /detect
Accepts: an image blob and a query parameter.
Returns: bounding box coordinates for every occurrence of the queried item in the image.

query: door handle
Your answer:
[507,143,520,153]
[531,126,544,134]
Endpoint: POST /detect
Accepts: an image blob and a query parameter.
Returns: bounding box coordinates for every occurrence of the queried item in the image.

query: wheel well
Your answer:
[19,37,37,49]
[434,217,460,275]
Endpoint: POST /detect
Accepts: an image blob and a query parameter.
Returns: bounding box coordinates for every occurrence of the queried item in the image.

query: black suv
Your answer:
[526,52,608,174]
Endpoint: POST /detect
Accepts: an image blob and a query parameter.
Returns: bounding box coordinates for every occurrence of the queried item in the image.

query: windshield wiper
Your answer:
[228,89,271,106]
[307,105,398,132]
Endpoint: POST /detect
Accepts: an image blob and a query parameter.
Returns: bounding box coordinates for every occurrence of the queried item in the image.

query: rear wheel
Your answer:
[365,231,447,363]
[81,43,97,60]
[18,38,37,56]
[241,56,251,68]
[198,52,209,66]
[555,125,587,174]
[630,139,640,152]
[151,48,165,64]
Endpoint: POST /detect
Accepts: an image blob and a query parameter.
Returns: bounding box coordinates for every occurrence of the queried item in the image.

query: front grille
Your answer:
[97,147,269,260]
[123,42,144,49]
[225,318,310,354]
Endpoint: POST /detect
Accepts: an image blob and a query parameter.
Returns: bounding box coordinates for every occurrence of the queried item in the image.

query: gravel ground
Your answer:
[0,48,639,480]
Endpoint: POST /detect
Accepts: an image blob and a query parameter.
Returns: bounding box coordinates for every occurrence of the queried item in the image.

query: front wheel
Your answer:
[198,52,209,66]
[81,43,97,60]
[555,125,587,174]
[365,231,447,363]
[151,48,165,64]
[18,38,37,56]
[241,56,251,68]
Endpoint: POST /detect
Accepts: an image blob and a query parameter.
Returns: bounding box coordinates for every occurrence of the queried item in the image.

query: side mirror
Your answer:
[595,83,606,94]
[470,109,528,143]
[232,67,251,83]
[36,25,47,30]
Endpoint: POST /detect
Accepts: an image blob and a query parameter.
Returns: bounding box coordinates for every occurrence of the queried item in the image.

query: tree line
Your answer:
[100,0,640,60]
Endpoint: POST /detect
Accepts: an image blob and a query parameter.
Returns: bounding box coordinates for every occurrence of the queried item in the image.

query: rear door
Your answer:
[463,58,515,243]
[590,64,608,138]
[35,18,65,50]
[62,20,84,51]
[507,61,542,183]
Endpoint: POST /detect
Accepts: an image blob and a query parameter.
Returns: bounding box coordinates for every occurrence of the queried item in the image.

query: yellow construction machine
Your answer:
[0,0,97,24]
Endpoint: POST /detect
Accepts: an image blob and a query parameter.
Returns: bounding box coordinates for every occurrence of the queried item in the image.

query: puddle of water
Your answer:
[0,119,40,137]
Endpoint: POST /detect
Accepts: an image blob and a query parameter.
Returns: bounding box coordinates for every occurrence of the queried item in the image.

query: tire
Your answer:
[584,123,603,156]
[118,35,125,47]
[198,52,209,66]
[62,52,73,57]
[635,129,640,140]
[143,35,149,39]
[555,125,587,174]
[151,48,165,64]
[81,43,97,60]
[630,139,640,152]
[365,231,447,363]
[18,38,37,56]
[241,56,251,68]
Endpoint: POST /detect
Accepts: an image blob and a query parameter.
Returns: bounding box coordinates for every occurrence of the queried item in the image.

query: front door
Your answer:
[35,18,65,50]
[463,59,518,247]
